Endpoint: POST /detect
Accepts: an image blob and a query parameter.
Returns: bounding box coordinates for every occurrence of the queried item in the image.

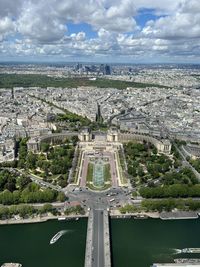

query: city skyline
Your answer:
[0,0,200,63]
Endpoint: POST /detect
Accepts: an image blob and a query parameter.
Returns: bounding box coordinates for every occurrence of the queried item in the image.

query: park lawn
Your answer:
[104,164,111,182]
[116,151,128,185]
[86,163,94,183]
[73,150,82,184]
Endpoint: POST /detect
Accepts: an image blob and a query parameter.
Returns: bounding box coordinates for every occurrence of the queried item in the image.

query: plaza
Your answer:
[77,128,127,191]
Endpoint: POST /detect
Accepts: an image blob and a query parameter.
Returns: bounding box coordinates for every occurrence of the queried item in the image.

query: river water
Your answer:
[111,218,200,267]
[1,218,200,267]
[0,219,87,267]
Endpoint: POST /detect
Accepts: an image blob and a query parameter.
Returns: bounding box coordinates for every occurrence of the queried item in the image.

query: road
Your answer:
[92,209,104,267]
[67,186,133,210]
[174,144,200,182]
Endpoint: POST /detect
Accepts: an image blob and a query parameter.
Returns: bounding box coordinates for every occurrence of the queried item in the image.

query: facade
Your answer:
[182,144,200,159]
[27,138,40,153]
[119,133,171,154]
[27,128,171,155]
[0,139,15,163]
[78,128,92,142]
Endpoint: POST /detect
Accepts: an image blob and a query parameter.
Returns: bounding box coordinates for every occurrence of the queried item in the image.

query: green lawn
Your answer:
[86,163,94,183]
[104,164,111,182]
[116,151,128,185]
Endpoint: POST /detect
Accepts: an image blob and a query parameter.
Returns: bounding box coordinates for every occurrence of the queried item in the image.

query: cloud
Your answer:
[14,0,137,44]
[55,0,137,32]
[142,0,200,39]
[0,16,16,41]
[0,0,23,17]
[17,1,67,43]
[70,32,86,41]
[0,0,200,62]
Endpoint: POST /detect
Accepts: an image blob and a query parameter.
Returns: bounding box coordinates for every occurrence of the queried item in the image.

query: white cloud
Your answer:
[0,17,14,33]
[142,0,200,39]
[0,0,200,62]
[70,32,86,41]
[17,1,67,43]
[0,16,16,41]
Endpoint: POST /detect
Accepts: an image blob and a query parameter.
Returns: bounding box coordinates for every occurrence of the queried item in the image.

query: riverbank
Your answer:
[110,209,200,220]
[110,209,160,218]
[0,213,88,225]
[0,209,199,225]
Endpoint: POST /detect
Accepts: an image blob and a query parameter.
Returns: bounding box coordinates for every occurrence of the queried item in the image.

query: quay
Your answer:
[84,209,111,267]
[160,211,199,220]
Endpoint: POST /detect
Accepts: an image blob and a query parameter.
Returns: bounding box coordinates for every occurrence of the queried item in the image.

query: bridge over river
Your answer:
[85,209,111,267]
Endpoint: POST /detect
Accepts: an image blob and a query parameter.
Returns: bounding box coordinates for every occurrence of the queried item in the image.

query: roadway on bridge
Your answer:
[92,209,104,267]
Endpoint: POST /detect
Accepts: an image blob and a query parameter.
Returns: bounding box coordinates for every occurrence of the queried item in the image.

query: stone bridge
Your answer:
[84,209,111,267]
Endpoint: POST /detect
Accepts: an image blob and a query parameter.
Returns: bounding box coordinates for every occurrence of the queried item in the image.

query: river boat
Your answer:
[1,264,22,267]
[58,217,79,221]
[181,248,200,253]
[50,230,66,245]
[134,214,148,219]
[175,258,200,263]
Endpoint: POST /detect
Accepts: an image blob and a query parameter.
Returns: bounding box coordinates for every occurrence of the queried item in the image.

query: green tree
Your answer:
[57,192,66,202]
[41,142,50,152]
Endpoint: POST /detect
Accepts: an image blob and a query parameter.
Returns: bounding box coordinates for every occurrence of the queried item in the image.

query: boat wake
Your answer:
[173,249,182,254]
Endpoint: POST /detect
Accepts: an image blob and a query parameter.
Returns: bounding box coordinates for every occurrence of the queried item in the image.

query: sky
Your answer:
[0,0,200,63]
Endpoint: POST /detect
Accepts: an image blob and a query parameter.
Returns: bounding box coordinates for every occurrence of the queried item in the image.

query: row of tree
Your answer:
[64,205,85,215]
[0,188,65,205]
[141,198,200,212]
[140,184,200,198]
[0,203,58,219]
[190,158,200,173]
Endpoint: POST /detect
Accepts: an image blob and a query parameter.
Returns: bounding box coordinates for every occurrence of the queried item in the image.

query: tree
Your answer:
[41,203,53,213]
[57,192,66,202]
[41,142,50,152]
[152,147,157,154]
[17,205,35,218]
[17,176,31,190]
[138,166,144,177]
[0,206,10,219]
[26,152,37,169]
[0,190,14,205]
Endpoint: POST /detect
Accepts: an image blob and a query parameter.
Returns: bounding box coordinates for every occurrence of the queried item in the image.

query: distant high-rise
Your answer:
[105,65,111,75]
[99,64,111,75]
[11,88,14,99]
[100,64,105,74]
[75,63,82,71]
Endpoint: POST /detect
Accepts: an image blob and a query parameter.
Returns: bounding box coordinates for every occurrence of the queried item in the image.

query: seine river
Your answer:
[1,218,200,267]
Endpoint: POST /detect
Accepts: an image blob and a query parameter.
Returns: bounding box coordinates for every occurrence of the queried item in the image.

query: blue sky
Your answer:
[67,23,98,39]
[0,0,200,63]
[135,8,165,28]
